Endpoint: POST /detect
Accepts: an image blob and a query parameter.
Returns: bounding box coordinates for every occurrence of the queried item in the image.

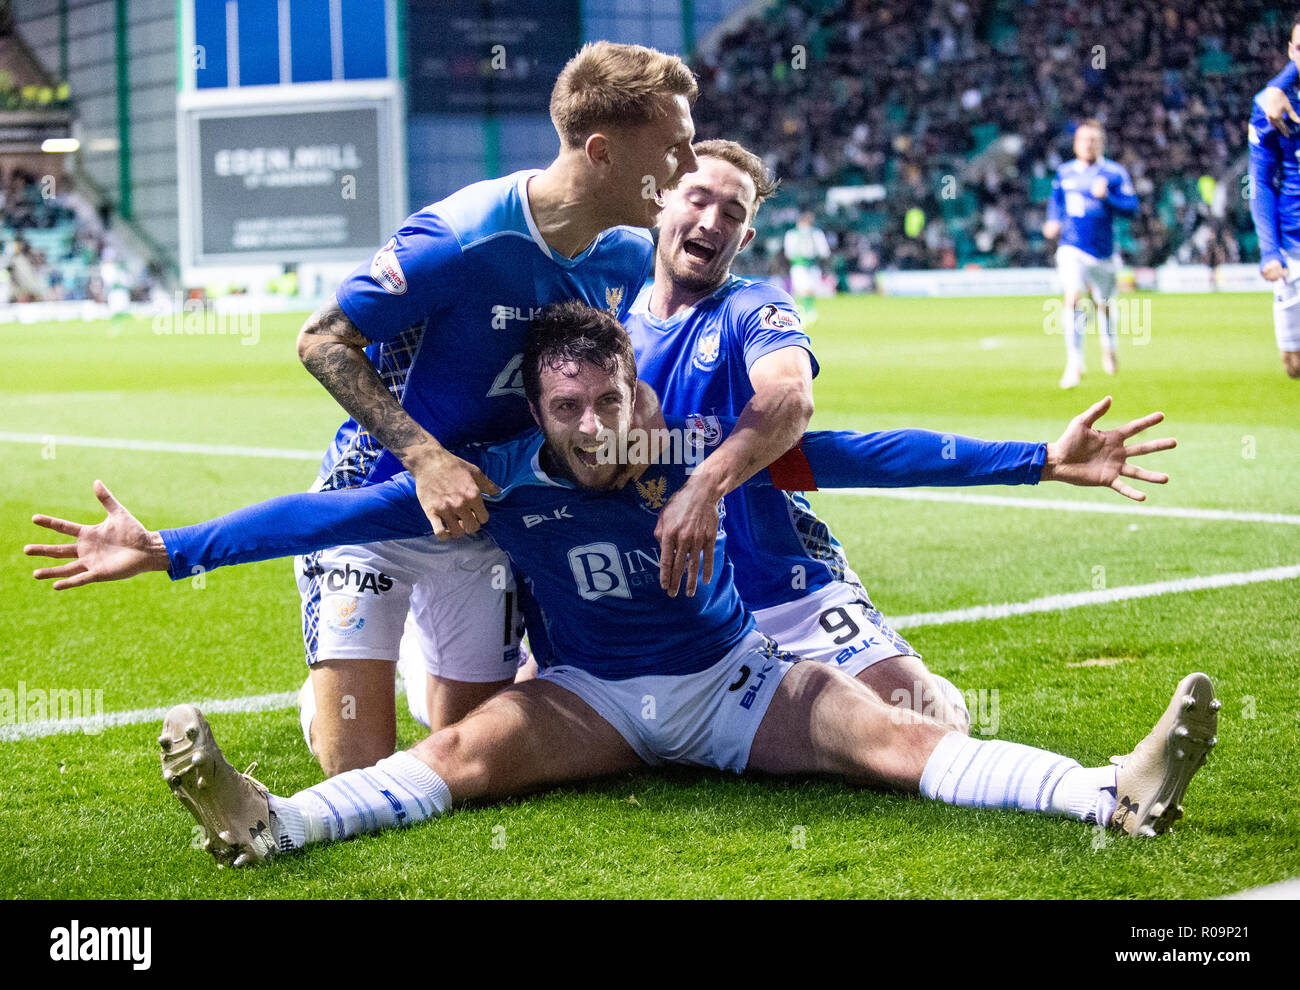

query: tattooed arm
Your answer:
[296,297,499,538]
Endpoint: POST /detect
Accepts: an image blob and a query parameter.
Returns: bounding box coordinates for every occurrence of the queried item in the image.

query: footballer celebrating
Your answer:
[1042,119,1139,389]
[1248,28,1300,380]
[631,140,1170,731]
[26,304,1212,867]
[284,41,699,775]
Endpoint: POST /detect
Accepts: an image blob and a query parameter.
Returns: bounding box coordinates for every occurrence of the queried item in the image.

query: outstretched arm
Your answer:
[25,482,170,589]
[27,475,431,588]
[763,396,1173,501]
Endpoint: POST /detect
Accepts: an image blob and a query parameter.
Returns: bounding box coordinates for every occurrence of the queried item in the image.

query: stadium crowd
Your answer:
[0,166,156,305]
[690,0,1284,281]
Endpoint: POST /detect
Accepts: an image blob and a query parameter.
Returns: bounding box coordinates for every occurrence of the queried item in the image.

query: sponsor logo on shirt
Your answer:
[567,542,664,600]
[491,305,544,330]
[370,237,406,294]
[692,327,722,370]
[567,542,632,601]
[524,506,573,528]
[759,303,800,332]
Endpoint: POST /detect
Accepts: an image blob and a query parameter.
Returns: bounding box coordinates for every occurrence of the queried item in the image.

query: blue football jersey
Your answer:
[1250,62,1300,268]
[626,275,855,612]
[1047,157,1138,259]
[161,417,1044,679]
[320,170,655,490]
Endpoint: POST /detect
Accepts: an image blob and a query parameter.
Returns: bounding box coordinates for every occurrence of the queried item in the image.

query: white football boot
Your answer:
[1108,673,1219,837]
[160,704,278,867]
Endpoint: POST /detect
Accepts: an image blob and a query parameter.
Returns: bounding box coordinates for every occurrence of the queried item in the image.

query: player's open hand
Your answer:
[1043,396,1175,501]
[1263,85,1300,137]
[412,450,500,540]
[655,479,720,599]
[25,481,170,589]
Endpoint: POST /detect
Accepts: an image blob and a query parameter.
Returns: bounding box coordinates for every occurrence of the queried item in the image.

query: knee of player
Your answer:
[1284,354,1300,379]
[419,725,472,778]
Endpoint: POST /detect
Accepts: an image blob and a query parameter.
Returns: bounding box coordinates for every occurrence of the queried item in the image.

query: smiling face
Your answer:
[656,155,758,293]
[1074,124,1103,164]
[600,94,699,228]
[534,359,635,490]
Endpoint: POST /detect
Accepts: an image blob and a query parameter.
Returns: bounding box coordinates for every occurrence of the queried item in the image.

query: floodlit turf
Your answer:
[2,292,1297,898]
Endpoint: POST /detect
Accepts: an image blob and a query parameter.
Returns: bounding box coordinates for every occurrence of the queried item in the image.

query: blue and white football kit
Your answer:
[1047,156,1138,303]
[299,170,654,680]
[161,418,1045,771]
[1250,61,1300,352]
[628,276,917,677]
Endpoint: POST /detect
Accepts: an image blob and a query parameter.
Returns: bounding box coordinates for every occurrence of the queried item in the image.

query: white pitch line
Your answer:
[5,564,1298,743]
[0,690,297,742]
[826,487,1300,526]
[4,431,1298,526]
[0,431,321,461]
[890,564,1300,629]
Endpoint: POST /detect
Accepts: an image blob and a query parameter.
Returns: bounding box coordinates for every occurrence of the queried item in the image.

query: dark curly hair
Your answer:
[522,300,638,408]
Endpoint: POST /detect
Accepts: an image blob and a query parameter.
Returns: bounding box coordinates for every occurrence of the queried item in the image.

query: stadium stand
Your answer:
[690,0,1284,284]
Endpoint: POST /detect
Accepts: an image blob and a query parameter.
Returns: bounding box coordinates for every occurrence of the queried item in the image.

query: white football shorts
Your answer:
[539,628,798,773]
[751,580,919,677]
[1271,256,1300,352]
[1056,243,1117,300]
[789,263,824,298]
[295,531,523,682]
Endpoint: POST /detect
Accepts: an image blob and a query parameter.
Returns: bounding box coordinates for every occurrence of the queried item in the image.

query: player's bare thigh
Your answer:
[747,660,948,789]
[310,660,398,777]
[412,677,642,804]
[856,655,969,735]
[1283,350,1300,379]
[425,672,513,730]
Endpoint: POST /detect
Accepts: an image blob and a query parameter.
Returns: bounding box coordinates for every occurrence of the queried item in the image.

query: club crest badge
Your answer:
[605,286,624,315]
[692,327,722,370]
[635,475,669,512]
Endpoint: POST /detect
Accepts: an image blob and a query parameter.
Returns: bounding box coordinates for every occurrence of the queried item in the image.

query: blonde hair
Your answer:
[692,138,780,216]
[550,42,698,149]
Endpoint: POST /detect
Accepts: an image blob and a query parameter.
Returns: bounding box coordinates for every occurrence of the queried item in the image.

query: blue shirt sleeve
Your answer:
[335,210,466,344]
[1250,100,1286,269]
[159,474,431,579]
[678,415,1046,489]
[1107,164,1139,216]
[763,429,1045,489]
[1048,170,1064,223]
[730,283,821,379]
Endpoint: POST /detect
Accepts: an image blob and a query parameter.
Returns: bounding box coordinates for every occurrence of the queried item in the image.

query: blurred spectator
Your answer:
[691,0,1281,276]
[0,166,160,304]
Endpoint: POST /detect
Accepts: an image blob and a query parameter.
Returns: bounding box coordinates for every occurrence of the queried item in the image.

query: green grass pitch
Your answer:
[2,291,1296,898]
